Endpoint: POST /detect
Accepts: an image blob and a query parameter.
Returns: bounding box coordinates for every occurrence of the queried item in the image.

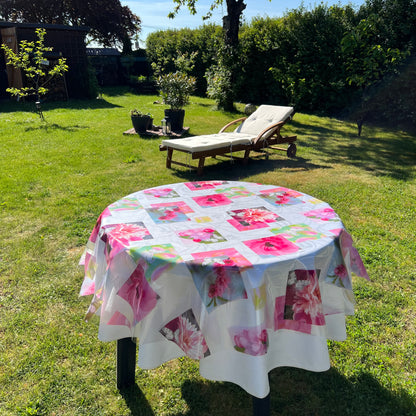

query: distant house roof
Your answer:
[0,21,89,32]
[86,48,121,56]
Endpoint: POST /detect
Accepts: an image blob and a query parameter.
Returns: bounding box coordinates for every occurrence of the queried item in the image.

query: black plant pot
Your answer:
[131,115,150,133]
[164,109,185,132]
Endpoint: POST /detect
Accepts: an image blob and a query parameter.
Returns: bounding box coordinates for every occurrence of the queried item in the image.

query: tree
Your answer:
[169,0,259,48]
[169,0,264,110]
[341,14,410,134]
[0,0,141,49]
[1,28,69,119]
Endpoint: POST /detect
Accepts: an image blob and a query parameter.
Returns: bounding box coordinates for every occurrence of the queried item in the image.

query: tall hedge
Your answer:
[145,1,415,126]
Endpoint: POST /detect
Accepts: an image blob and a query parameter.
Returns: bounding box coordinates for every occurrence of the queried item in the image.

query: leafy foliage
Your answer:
[205,43,236,109]
[0,0,141,48]
[153,52,197,110]
[1,28,68,103]
[147,1,415,128]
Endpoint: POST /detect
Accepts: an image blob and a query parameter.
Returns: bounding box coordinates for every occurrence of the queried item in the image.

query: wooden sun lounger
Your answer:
[159,105,297,175]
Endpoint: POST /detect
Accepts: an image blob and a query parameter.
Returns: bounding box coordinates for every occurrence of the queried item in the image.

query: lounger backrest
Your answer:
[235,105,294,139]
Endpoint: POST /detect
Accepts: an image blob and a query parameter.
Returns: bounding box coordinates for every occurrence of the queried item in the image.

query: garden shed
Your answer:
[0,21,91,99]
[87,47,122,86]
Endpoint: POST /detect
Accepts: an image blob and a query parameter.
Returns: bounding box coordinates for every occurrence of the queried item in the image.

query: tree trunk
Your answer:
[220,0,246,110]
[223,0,246,48]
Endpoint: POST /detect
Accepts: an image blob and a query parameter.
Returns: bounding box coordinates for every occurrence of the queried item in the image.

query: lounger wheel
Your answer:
[287,143,297,158]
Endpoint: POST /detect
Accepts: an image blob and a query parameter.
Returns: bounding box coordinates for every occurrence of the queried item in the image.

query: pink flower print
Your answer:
[208,266,231,299]
[244,235,299,257]
[185,181,227,190]
[108,223,151,246]
[242,208,277,223]
[192,193,232,207]
[178,227,225,244]
[292,282,324,325]
[144,187,177,198]
[89,207,111,243]
[304,207,338,221]
[232,327,268,356]
[334,264,348,279]
[117,264,158,324]
[173,316,209,359]
[339,230,369,280]
[275,193,291,204]
[160,310,210,359]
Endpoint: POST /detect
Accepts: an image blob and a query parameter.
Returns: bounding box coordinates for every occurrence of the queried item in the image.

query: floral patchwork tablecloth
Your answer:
[80,181,369,398]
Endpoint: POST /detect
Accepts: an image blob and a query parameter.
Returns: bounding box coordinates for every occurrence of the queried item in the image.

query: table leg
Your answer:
[252,393,270,416]
[116,338,137,389]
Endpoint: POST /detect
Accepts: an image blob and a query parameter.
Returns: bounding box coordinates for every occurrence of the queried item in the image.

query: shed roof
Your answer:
[0,21,89,32]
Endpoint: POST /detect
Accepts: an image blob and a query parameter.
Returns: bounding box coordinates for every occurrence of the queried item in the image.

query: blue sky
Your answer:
[122,0,365,46]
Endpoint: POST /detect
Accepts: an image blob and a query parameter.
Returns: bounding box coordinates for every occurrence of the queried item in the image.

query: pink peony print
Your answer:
[292,282,324,324]
[185,181,227,190]
[231,326,268,356]
[144,187,178,198]
[208,266,231,299]
[116,263,158,324]
[339,230,369,280]
[275,193,291,204]
[244,235,299,257]
[334,264,348,279]
[160,310,210,359]
[304,207,338,221]
[178,227,226,244]
[192,193,232,207]
[107,223,151,246]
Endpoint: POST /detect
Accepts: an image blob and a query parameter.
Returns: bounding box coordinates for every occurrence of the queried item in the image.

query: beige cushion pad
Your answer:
[161,132,254,153]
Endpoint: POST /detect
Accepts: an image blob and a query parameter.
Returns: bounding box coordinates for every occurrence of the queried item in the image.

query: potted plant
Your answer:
[130,109,153,133]
[156,71,196,131]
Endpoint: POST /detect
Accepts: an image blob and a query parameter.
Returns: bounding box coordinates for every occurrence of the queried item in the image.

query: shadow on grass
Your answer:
[0,96,121,113]
[23,123,90,132]
[121,367,415,416]
[291,119,416,181]
[119,384,155,416]
[169,154,329,181]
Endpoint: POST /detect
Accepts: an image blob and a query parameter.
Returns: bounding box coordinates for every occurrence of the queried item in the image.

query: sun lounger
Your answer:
[159,105,297,175]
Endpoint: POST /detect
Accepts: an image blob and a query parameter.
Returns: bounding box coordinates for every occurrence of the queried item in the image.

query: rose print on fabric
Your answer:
[259,187,304,206]
[229,325,268,356]
[185,181,228,191]
[160,309,210,359]
[244,235,298,257]
[339,230,369,280]
[304,207,339,222]
[108,263,158,327]
[270,224,324,243]
[146,202,193,224]
[192,193,233,208]
[177,227,226,244]
[188,248,251,312]
[228,207,284,231]
[326,263,351,289]
[83,288,103,321]
[88,207,111,244]
[129,244,182,283]
[274,269,325,334]
[108,197,142,212]
[103,222,153,262]
[215,186,254,199]
[107,222,153,245]
[144,187,179,198]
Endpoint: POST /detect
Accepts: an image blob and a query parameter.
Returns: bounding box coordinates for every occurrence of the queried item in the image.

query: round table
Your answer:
[80,181,368,401]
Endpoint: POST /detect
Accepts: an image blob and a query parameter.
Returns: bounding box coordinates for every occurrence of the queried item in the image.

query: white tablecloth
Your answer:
[80,181,369,398]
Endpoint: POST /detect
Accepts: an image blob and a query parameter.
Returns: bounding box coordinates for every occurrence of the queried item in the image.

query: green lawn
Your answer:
[0,87,415,416]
